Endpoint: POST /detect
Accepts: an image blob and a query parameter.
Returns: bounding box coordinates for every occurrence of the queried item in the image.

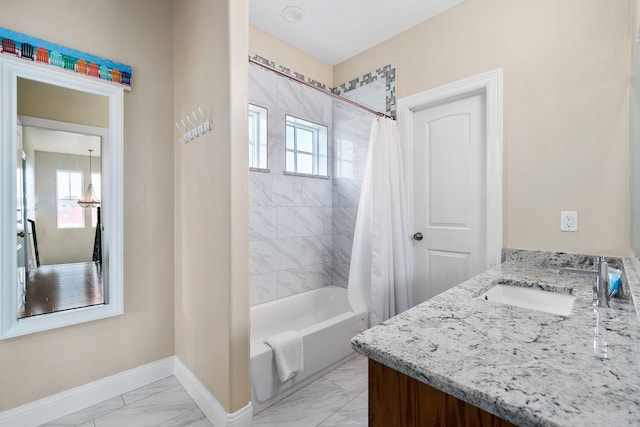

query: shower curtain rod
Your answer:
[248,57,394,120]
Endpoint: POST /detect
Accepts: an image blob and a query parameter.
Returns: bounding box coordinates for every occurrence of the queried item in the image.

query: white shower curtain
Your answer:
[348,116,412,327]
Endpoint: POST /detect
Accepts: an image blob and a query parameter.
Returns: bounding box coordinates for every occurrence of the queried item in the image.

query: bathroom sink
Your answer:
[480,280,576,316]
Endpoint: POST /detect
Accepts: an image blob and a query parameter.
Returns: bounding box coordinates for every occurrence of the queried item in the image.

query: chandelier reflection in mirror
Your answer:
[77,149,101,208]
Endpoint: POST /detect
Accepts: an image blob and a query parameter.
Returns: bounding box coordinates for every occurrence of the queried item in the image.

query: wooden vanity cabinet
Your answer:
[368,359,517,427]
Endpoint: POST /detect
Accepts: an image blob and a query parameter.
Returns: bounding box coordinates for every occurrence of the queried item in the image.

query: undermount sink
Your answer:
[480,280,577,316]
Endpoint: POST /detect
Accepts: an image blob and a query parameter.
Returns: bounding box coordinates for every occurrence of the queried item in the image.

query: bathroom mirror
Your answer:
[0,55,124,339]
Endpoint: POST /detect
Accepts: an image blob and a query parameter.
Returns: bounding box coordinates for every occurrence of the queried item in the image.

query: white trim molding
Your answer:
[174,357,253,427]
[0,357,174,427]
[398,68,504,270]
[0,357,253,427]
[0,55,125,340]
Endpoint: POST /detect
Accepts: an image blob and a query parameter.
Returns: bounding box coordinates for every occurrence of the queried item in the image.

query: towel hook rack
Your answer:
[176,107,213,144]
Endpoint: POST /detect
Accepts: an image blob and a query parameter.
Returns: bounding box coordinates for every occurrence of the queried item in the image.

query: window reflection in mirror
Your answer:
[1,56,124,339]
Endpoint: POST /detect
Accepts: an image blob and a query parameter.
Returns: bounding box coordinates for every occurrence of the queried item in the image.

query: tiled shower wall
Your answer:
[331,69,394,288]
[249,60,394,305]
[249,63,333,305]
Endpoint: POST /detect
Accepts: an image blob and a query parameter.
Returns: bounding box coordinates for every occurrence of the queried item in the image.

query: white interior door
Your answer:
[412,93,487,304]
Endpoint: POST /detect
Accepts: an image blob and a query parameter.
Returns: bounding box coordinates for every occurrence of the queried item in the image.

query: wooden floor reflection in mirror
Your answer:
[18,262,103,318]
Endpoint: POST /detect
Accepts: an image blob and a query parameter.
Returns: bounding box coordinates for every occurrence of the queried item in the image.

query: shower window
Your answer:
[248,104,268,169]
[285,115,328,176]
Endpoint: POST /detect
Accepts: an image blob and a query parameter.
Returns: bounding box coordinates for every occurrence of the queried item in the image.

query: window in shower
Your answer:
[335,138,355,178]
[285,115,328,176]
[248,104,268,169]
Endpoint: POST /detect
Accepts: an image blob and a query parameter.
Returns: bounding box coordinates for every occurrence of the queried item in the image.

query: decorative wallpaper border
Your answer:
[249,53,396,118]
[0,27,132,88]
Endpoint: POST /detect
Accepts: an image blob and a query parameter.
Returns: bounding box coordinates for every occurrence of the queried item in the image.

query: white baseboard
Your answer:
[0,357,174,427]
[0,356,252,427]
[174,357,253,427]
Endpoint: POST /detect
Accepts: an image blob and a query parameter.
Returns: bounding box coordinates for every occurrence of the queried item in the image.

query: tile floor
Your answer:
[41,354,368,427]
[253,355,368,427]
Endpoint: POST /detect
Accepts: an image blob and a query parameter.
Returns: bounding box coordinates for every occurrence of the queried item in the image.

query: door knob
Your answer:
[413,232,423,241]
[17,231,25,238]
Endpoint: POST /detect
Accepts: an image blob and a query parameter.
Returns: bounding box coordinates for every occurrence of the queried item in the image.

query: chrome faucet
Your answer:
[558,256,609,308]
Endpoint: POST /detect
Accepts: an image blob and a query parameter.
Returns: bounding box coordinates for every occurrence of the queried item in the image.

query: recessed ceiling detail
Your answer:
[281,6,305,24]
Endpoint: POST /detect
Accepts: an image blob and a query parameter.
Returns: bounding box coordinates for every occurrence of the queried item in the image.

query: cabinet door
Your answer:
[368,360,516,427]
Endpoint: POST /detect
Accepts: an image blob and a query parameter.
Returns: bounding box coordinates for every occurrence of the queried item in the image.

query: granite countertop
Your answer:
[352,250,640,427]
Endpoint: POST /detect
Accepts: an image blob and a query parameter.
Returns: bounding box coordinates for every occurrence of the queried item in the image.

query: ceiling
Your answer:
[249,0,466,66]
[24,127,101,157]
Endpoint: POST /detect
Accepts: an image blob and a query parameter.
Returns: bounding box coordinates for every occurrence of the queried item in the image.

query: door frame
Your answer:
[398,68,503,284]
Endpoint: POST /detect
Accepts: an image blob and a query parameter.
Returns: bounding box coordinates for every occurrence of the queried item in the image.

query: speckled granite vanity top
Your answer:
[352,250,640,427]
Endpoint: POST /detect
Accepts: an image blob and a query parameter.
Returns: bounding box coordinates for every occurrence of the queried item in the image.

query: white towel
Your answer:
[264,330,304,382]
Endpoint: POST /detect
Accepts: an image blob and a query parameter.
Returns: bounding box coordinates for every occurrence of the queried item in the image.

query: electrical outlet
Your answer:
[560,211,578,232]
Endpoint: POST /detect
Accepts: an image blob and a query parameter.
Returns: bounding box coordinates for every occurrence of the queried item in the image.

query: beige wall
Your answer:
[0,0,175,411]
[632,0,640,255]
[18,78,109,128]
[335,0,633,256]
[174,0,250,413]
[33,150,101,265]
[250,25,334,87]
[635,0,640,36]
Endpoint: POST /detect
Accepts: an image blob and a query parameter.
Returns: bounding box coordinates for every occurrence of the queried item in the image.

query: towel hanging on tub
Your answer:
[264,330,304,382]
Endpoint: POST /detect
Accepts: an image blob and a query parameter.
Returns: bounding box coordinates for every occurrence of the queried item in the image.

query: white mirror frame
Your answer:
[0,55,124,339]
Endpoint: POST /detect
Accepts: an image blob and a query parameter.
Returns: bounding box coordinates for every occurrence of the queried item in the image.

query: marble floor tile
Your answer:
[252,377,353,427]
[93,385,196,427]
[39,355,370,427]
[121,376,180,406]
[323,355,368,396]
[157,408,212,427]
[41,396,125,427]
[317,390,368,427]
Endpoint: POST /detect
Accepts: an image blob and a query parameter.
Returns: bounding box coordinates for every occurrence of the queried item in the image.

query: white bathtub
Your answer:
[251,286,368,414]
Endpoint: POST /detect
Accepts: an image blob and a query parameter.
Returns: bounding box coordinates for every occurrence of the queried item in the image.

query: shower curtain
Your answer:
[348,116,412,327]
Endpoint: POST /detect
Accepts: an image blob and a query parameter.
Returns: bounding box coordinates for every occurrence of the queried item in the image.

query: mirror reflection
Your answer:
[16,77,108,318]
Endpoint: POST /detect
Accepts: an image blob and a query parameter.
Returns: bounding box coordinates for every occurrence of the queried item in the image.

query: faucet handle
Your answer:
[601,256,609,263]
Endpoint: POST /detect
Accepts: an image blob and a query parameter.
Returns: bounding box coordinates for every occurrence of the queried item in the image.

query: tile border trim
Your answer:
[249,54,331,92]
[249,53,396,118]
[333,64,397,118]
